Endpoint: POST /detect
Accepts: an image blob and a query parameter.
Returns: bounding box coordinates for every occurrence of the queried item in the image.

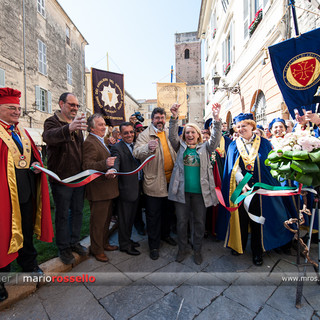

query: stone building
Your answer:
[175,32,205,128]
[198,0,320,128]
[137,99,157,127]
[0,0,87,143]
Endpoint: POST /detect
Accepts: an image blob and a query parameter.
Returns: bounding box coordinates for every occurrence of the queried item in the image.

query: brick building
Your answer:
[175,32,205,127]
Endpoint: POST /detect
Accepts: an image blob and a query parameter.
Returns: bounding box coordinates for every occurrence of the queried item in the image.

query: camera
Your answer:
[132,111,144,122]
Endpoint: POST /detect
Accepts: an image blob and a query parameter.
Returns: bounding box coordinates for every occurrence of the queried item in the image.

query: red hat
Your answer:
[135,123,143,129]
[0,87,21,105]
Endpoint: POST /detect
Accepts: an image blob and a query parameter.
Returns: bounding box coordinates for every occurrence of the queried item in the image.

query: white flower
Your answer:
[293,145,302,151]
[282,145,292,151]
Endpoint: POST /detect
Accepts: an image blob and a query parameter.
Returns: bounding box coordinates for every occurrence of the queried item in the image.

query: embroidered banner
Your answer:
[268,27,320,117]
[92,68,125,126]
[157,82,187,119]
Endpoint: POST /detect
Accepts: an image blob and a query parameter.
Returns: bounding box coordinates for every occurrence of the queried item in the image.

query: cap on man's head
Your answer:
[256,124,264,130]
[233,113,254,124]
[0,87,21,105]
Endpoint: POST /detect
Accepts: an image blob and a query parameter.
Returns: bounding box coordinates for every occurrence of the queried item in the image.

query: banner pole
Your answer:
[289,0,300,36]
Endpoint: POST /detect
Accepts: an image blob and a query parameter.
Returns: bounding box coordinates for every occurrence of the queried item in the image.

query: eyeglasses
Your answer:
[66,102,80,108]
[2,106,22,112]
[122,130,135,135]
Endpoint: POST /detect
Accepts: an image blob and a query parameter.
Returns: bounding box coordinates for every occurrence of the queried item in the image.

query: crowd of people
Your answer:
[0,86,318,302]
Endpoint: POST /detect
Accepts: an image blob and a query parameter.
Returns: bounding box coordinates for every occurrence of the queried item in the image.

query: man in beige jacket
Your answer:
[133,107,177,260]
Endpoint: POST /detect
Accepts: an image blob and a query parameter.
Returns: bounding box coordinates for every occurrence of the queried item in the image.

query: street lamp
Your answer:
[212,72,241,95]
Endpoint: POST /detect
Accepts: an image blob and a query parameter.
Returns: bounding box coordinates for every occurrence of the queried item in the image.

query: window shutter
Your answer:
[43,43,47,75]
[222,41,226,74]
[47,91,52,113]
[35,86,40,110]
[0,68,5,87]
[243,0,249,39]
[230,22,233,64]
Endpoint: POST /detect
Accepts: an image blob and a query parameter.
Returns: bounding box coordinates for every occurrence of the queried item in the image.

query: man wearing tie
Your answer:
[111,122,142,256]
[0,87,53,302]
[82,114,119,262]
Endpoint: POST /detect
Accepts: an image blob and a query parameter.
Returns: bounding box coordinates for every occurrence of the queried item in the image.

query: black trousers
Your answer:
[238,194,263,257]
[117,198,139,250]
[144,195,173,250]
[134,181,145,232]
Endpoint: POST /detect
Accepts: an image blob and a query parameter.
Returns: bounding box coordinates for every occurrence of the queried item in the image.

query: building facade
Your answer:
[198,0,320,129]
[175,32,205,128]
[0,0,87,143]
[136,99,157,127]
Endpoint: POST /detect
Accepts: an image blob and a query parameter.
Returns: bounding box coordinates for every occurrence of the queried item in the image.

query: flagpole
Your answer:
[289,0,300,36]
[107,52,109,71]
[171,65,173,83]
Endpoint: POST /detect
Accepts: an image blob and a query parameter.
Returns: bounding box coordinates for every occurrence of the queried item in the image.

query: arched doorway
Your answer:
[251,90,267,127]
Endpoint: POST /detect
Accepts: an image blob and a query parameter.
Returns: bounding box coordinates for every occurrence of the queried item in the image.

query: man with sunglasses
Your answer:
[0,87,53,302]
[43,92,88,265]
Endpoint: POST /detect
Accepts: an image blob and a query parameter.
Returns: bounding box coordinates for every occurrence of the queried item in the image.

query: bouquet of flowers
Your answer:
[265,129,320,186]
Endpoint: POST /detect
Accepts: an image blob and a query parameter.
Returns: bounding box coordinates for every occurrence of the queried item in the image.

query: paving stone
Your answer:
[174,273,228,310]
[83,264,132,299]
[223,273,277,312]
[158,242,178,262]
[40,257,72,273]
[115,252,169,281]
[194,295,256,320]
[204,253,252,274]
[255,304,293,320]
[0,294,49,320]
[302,283,320,311]
[145,261,195,293]
[40,285,109,320]
[0,282,37,311]
[99,278,164,319]
[266,284,314,320]
[72,255,110,273]
[131,292,200,320]
[177,246,223,272]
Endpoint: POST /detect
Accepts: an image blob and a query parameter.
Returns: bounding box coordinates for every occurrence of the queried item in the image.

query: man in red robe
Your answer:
[0,87,53,302]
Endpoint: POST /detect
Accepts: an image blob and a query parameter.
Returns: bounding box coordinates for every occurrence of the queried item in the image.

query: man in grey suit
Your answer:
[111,122,142,256]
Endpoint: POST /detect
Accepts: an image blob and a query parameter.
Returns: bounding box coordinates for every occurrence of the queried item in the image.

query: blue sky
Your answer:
[58,0,202,100]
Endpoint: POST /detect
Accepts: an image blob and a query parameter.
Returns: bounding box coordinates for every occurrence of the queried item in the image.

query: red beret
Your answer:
[0,87,21,105]
[135,123,143,129]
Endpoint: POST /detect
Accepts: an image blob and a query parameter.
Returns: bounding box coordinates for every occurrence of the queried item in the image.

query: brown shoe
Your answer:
[94,253,109,262]
[104,244,119,251]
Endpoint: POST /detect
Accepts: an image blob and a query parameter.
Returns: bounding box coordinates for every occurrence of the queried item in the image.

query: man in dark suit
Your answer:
[111,122,141,255]
[82,114,119,262]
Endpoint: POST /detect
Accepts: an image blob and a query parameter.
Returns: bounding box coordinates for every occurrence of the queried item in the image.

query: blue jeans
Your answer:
[50,183,85,251]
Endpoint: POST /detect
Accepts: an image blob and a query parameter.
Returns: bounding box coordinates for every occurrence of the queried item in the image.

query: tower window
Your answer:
[184,49,190,59]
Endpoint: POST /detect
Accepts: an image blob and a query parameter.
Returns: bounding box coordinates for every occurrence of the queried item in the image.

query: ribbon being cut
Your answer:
[32,155,155,188]
[216,172,302,225]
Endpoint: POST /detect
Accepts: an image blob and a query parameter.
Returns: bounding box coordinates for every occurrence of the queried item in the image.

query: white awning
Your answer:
[25,127,44,145]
